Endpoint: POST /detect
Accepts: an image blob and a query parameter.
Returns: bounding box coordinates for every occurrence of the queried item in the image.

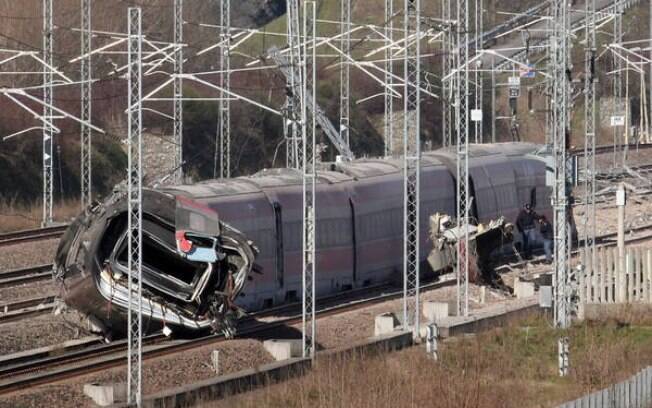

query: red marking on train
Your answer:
[175,230,193,253]
[176,195,219,216]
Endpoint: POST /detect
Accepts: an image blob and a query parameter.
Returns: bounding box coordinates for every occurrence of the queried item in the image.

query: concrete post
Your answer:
[606,247,614,303]
[644,249,648,303]
[647,250,652,303]
[598,247,605,303]
[617,183,626,303]
[592,248,598,303]
[635,248,642,302]
[627,251,633,303]
[578,254,586,305]
[211,350,220,374]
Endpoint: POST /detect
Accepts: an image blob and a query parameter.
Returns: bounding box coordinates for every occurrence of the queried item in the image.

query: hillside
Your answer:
[0,0,644,207]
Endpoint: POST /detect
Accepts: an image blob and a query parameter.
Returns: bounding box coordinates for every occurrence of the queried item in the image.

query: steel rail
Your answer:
[0,264,53,288]
[0,278,455,394]
[0,225,68,247]
[0,296,56,324]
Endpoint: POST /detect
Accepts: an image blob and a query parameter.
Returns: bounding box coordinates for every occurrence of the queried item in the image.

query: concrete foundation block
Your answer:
[374,312,399,336]
[514,279,535,299]
[83,382,126,407]
[539,286,552,308]
[263,339,303,361]
[422,301,450,322]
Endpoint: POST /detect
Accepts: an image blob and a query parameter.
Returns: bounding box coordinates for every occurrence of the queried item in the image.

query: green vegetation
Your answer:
[1,0,649,208]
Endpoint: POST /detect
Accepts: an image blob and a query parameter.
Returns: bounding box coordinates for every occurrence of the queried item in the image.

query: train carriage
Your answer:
[54,143,555,338]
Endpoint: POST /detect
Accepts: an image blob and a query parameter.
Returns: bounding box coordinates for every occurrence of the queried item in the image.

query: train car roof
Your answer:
[163,142,544,198]
[333,155,448,179]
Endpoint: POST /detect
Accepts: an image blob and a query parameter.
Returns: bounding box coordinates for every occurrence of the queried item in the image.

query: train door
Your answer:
[349,197,357,285]
[272,202,284,289]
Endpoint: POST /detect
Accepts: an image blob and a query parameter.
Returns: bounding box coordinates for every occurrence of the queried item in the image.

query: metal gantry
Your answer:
[583,0,597,284]
[403,0,421,337]
[340,0,351,152]
[455,0,470,317]
[42,0,54,226]
[384,0,393,156]
[270,50,353,161]
[218,0,231,179]
[126,7,144,405]
[173,0,184,183]
[80,0,92,209]
[550,0,571,375]
[301,0,317,359]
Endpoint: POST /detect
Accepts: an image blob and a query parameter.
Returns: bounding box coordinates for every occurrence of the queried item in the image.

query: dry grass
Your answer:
[206,314,652,408]
[0,199,81,232]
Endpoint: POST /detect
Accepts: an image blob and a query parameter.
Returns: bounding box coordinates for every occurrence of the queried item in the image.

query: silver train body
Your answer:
[54,142,553,338]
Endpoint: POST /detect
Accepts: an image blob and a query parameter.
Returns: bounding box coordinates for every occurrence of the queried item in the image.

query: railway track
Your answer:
[4,209,652,395]
[571,143,652,157]
[0,264,53,288]
[0,296,56,325]
[0,225,68,248]
[0,278,454,395]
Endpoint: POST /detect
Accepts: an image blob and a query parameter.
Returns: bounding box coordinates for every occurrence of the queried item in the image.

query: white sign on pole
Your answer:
[508,76,521,87]
[610,116,625,127]
[471,109,483,122]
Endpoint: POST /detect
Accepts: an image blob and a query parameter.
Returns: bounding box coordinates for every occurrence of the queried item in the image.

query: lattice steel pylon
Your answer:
[613,0,623,167]
[384,0,393,156]
[42,0,54,226]
[173,0,184,183]
[285,0,302,169]
[551,0,571,332]
[473,0,483,143]
[441,0,453,148]
[340,0,351,152]
[218,0,231,179]
[583,0,597,281]
[80,0,92,209]
[301,0,316,359]
[126,7,144,405]
[456,0,470,317]
[403,0,421,338]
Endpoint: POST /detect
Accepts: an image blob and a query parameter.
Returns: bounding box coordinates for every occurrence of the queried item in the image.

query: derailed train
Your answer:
[54,142,553,339]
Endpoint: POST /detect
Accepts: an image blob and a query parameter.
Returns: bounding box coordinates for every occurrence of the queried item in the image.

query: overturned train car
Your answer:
[54,143,552,338]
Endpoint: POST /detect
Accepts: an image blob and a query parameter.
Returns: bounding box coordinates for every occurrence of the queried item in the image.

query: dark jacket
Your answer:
[540,221,553,240]
[516,209,537,232]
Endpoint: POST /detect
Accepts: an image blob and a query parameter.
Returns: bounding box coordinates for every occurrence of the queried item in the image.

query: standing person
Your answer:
[539,216,553,264]
[516,203,537,259]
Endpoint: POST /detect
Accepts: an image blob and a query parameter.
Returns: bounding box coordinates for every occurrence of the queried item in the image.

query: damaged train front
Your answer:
[53,188,257,340]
